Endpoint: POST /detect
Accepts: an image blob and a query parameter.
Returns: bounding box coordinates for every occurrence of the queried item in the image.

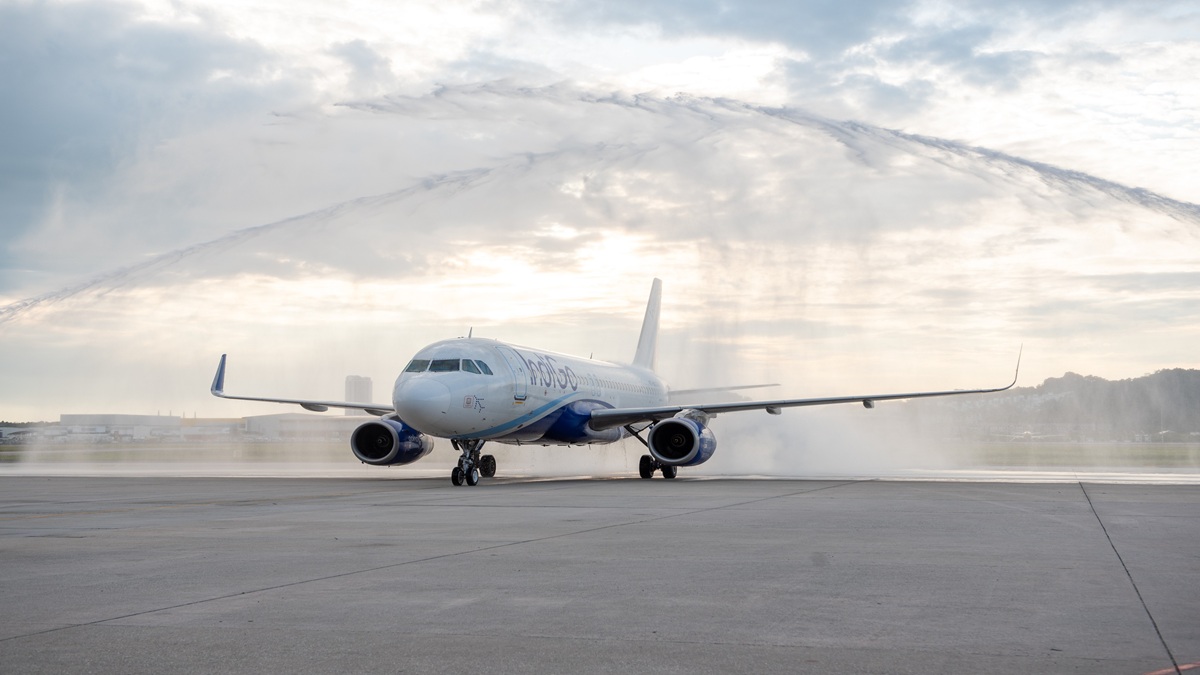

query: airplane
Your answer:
[211,279,1020,485]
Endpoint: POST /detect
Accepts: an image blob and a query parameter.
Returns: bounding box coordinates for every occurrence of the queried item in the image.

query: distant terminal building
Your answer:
[244,413,368,440]
[57,415,245,443]
[59,414,183,442]
[345,375,373,415]
[181,417,245,441]
[15,413,370,445]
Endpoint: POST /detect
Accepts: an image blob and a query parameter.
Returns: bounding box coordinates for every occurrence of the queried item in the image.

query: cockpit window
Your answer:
[409,357,492,374]
[429,359,461,372]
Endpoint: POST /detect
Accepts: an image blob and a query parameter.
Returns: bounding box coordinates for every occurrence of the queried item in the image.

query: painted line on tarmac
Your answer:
[1080,482,1181,675]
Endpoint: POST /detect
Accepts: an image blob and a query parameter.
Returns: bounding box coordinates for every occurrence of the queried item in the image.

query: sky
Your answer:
[1,0,1199,423]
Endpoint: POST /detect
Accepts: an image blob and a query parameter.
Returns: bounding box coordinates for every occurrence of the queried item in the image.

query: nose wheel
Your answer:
[450,439,490,486]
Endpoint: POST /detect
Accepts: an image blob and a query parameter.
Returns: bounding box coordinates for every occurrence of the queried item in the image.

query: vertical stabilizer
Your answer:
[633,278,662,371]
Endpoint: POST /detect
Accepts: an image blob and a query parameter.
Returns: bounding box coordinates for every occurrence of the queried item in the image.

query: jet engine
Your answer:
[647,415,717,467]
[351,418,434,466]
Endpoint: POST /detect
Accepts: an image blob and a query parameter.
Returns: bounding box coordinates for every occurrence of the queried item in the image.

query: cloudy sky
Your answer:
[1,0,1198,422]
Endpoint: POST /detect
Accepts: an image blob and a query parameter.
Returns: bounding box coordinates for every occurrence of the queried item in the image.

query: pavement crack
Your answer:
[1079,482,1179,675]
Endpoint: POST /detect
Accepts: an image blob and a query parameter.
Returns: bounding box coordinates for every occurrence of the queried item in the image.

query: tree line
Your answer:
[916,369,1200,442]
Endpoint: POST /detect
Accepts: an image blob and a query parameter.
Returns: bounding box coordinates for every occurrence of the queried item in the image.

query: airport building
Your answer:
[0,426,31,444]
[14,413,374,444]
[181,417,246,441]
[243,413,370,441]
[60,414,183,442]
[344,376,373,415]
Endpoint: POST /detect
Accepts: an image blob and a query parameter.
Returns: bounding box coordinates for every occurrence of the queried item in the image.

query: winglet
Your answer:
[632,278,662,371]
[211,354,227,397]
[1012,344,1023,388]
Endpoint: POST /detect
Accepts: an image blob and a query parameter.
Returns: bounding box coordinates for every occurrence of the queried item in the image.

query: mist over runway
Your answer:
[5,436,1199,485]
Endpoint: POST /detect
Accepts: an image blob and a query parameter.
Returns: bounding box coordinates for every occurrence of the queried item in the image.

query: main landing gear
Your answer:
[450,439,495,487]
[626,425,677,480]
[639,455,677,480]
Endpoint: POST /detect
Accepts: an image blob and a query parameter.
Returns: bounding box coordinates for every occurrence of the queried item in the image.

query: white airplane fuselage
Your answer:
[394,338,667,445]
[211,278,1017,485]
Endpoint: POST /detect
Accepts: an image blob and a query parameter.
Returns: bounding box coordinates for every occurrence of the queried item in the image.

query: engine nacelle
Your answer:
[351,418,434,466]
[647,416,717,467]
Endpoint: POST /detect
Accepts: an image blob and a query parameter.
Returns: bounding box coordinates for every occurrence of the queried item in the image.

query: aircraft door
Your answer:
[495,346,529,401]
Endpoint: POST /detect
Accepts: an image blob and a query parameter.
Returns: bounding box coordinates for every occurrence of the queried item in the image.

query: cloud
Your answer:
[879,25,1041,90]
[331,39,396,95]
[0,1,1197,423]
[0,1,304,287]
[4,0,1197,294]
[7,84,1198,300]
[541,0,1132,102]
[1,84,1197,424]
[545,0,905,58]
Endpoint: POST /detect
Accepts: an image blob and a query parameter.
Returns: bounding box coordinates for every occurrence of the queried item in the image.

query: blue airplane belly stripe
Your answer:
[459,392,584,439]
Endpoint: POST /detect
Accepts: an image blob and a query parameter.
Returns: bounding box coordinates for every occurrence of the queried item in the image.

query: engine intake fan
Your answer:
[351,418,434,466]
[647,416,717,467]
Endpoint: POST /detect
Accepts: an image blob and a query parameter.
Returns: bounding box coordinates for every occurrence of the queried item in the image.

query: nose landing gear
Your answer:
[450,439,492,486]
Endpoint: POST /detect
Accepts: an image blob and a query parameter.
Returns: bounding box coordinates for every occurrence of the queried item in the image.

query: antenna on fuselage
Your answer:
[468,327,473,338]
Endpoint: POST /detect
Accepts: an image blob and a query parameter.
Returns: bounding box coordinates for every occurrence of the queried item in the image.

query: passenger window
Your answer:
[429,359,461,372]
[475,360,494,375]
[462,359,481,374]
[404,359,430,373]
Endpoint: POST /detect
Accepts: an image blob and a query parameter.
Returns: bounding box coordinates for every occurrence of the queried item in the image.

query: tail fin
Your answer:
[632,278,662,371]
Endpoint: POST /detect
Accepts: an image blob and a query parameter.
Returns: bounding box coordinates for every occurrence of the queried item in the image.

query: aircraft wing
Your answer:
[210,355,395,416]
[590,355,1021,431]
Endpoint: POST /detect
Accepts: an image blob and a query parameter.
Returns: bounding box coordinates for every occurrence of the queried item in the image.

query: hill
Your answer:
[919,369,1200,442]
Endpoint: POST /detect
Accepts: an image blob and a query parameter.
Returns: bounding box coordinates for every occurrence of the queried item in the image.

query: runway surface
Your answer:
[1,475,1197,674]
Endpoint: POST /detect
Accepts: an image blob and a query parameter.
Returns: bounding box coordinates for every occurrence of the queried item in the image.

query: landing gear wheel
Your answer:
[661,465,677,480]
[479,455,497,478]
[639,455,655,479]
[451,438,488,487]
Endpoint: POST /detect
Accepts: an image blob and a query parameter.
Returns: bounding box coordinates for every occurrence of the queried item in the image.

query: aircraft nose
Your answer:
[394,378,452,432]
